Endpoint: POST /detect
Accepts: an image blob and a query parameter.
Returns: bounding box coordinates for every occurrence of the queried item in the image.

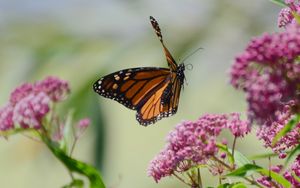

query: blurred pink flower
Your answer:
[35,76,70,102]
[257,104,300,153]
[256,156,300,187]
[278,1,300,28]
[13,92,50,129]
[230,24,300,125]
[147,146,177,182]
[0,76,70,131]
[283,155,300,187]
[0,104,14,131]
[148,113,249,182]
[75,118,90,138]
[227,113,250,137]
[10,83,34,105]
[257,165,284,187]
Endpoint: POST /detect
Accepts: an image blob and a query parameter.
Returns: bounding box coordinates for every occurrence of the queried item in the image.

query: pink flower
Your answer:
[257,105,300,153]
[148,113,249,182]
[10,83,34,105]
[0,104,14,131]
[257,155,300,188]
[147,147,177,182]
[283,155,300,187]
[257,165,284,187]
[230,24,300,125]
[75,118,90,138]
[12,92,50,129]
[278,1,300,28]
[227,113,251,137]
[35,76,70,102]
[0,76,70,131]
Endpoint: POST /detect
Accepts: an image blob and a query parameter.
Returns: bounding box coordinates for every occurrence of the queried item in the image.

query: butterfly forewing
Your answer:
[93,67,170,110]
[150,16,178,71]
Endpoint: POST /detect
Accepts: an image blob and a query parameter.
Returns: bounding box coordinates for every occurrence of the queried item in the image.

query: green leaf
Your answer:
[62,179,84,188]
[250,152,279,160]
[292,12,300,25]
[285,144,300,165]
[216,144,251,167]
[231,150,251,168]
[42,137,106,188]
[60,110,74,153]
[231,183,247,188]
[269,0,287,7]
[292,171,300,184]
[272,114,300,146]
[226,164,261,177]
[227,164,291,188]
[217,182,247,188]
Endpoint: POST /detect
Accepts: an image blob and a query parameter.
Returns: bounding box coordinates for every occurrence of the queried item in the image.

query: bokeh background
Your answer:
[0,0,282,187]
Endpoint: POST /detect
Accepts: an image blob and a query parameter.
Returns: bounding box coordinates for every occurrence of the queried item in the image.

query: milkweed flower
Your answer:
[283,155,300,187]
[13,92,50,129]
[0,104,14,131]
[230,23,300,126]
[0,76,70,131]
[75,118,91,138]
[257,165,284,187]
[34,76,70,102]
[148,113,250,182]
[147,146,177,183]
[278,0,300,28]
[257,104,300,153]
[257,157,300,187]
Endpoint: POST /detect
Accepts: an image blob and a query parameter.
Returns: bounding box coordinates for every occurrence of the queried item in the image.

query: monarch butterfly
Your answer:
[93,16,186,126]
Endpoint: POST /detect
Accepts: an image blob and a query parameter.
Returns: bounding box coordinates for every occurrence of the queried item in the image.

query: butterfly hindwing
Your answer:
[135,71,183,125]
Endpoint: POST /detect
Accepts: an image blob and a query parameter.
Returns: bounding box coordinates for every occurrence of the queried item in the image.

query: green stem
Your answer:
[173,172,192,187]
[70,138,78,157]
[212,156,234,171]
[187,171,197,186]
[231,136,237,161]
[212,156,264,188]
[197,168,202,188]
[41,135,106,188]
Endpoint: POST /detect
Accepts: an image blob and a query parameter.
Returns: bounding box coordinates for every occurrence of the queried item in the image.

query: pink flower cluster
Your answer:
[230,23,300,125]
[284,155,300,187]
[278,0,300,28]
[257,104,300,153]
[257,156,300,187]
[0,76,70,130]
[257,165,283,187]
[148,113,250,182]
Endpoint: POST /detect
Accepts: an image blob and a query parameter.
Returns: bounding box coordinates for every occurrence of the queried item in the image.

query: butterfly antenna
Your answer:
[180,47,204,63]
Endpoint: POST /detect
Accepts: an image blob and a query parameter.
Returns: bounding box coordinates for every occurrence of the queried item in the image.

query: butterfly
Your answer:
[93,16,186,126]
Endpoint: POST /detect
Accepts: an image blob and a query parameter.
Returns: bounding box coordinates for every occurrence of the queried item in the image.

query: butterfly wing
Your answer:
[150,16,178,71]
[93,67,170,110]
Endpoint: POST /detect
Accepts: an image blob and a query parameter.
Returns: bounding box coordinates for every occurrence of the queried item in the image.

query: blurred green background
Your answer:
[0,0,281,187]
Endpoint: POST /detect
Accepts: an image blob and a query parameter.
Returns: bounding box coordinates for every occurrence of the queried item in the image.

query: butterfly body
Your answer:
[93,16,186,126]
